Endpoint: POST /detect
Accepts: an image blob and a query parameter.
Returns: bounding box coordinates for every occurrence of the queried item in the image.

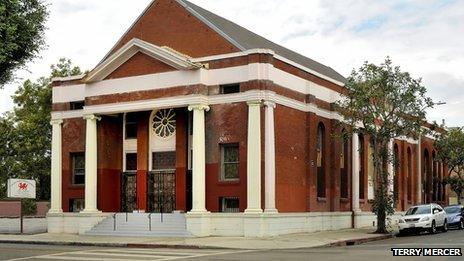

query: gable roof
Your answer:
[94,0,346,85]
[177,0,346,84]
[86,38,203,82]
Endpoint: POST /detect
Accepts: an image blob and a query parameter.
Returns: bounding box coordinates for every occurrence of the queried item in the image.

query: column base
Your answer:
[244,208,263,214]
[80,209,102,214]
[48,209,63,214]
[185,211,211,237]
[264,208,278,214]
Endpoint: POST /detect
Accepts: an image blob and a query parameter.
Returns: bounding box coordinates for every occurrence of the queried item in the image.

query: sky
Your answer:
[1,0,463,126]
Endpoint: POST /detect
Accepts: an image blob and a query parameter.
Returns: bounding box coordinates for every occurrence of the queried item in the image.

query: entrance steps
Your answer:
[85,212,192,237]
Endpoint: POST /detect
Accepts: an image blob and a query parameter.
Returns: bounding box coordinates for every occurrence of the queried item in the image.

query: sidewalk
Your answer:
[0,228,393,250]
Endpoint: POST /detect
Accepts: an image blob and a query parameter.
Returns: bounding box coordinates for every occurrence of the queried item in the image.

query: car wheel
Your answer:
[398,230,407,236]
[442,220,448,232]
[460,219,464,230]
[430,221,437,234]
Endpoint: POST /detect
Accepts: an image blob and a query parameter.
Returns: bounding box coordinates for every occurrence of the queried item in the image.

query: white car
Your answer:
[398,204,448,235]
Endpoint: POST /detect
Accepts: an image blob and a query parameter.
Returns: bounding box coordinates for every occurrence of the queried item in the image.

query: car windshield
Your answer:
[405,206,431,215]
[444,207,461,214]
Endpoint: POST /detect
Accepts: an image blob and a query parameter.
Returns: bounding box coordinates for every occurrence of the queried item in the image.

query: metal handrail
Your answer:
[113,213,117,231]
[148,213,153,231]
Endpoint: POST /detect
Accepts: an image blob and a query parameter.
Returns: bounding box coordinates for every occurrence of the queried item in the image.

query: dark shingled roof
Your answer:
[179,0,346,84]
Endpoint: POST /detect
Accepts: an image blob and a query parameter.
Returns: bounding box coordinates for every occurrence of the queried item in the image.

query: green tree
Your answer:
[435,127,464,204]
[0,0,48,86]
[337,57,434,233]
[0,58,82,200]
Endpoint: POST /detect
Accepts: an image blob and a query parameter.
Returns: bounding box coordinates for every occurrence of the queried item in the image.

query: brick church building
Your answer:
[48,0,448,237]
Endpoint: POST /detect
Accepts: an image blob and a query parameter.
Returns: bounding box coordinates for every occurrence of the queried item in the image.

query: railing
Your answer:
[112,213,117,231]
[148,213,153,231]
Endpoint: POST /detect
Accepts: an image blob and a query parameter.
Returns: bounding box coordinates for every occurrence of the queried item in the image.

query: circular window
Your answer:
[153,109,176,138]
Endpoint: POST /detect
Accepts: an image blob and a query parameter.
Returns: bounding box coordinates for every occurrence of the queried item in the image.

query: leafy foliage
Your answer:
[0,0,48,86]
[436,127,464,204]
[0,58,82,200]
[337,57,434,233]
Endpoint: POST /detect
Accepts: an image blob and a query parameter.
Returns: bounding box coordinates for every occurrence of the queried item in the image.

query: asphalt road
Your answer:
[0,228,463,261]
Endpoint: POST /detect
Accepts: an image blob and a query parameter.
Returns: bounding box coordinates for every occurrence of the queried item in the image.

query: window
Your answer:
[125,153,137,172]
[393,144,399,201]
[152,151,176,170]
[340,131,349,199]
[71,153,85,185]
[125,113,138,139]
[407,148,412,201]
[220,144,239,181]
[219,83,240,94]
[219,197,240,213]
[70,101,85,110]
[359,134,365,199]
[317,123,325,198]
[69,199,85,212]
[367,139,375,200]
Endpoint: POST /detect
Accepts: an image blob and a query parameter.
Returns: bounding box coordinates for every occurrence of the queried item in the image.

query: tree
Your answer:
[0,58,82,200]
[336,57,434,233]
[435,127,464,204]
[0,0,48,86]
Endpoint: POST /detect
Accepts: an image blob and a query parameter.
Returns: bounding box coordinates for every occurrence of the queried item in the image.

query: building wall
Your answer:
[106,0,239,59]
[274,105,308,212]
[205,103,248,212]
[61,118,86,212]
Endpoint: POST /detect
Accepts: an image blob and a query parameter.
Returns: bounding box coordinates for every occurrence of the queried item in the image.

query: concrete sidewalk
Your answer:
[0,228,393,250]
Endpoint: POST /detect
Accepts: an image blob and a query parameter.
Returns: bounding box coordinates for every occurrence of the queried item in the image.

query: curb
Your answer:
[327,234,394,247]
[0,240,230,250]
[0,234,393,250]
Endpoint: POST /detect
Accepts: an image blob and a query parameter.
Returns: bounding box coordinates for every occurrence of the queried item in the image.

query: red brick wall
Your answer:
[97,115,123,212]
[175,109,188,211]
[61,118,86,212]
[274,105,308,212]
[0,201,49,217]
[106,0,238,59]
[205,103,248,212]
[105,52,176,80]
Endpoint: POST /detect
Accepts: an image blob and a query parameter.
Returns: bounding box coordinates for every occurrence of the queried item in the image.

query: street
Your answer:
[0,229,463,261]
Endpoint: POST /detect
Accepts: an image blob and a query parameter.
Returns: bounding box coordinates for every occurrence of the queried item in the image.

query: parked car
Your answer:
[444,205,464,229]
[398,203,448,235]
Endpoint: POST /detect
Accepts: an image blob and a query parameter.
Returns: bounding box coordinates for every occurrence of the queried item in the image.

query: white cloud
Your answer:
[1,0,463,126]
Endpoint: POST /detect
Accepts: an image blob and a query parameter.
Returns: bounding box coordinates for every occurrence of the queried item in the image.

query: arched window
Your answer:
[432,151,437,201]
[407,148,412,201]
[423,149,429,203]
[317,123,326,198]
[340,129,349,199]
[359,134,365,199]
[393,144,399,202]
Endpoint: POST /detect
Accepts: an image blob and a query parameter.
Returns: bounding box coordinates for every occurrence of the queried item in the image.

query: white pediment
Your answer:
[85,38,203,82]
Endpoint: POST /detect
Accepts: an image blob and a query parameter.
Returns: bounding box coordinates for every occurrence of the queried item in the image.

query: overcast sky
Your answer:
[1,0,463,126]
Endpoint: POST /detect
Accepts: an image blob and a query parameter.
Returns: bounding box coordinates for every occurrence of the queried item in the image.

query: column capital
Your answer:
[247,100,262,106]
[50,119,63,125]
[263,100,276,108]
[83,114,101,121]
[188,104,210,112]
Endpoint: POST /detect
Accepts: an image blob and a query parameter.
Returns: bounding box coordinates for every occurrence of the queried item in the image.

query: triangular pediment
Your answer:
[86,38,203,82]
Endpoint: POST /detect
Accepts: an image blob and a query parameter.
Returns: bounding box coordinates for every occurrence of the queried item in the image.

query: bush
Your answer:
[21,199,37,216]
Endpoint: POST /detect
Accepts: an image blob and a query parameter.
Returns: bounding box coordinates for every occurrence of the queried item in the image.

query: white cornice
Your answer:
[85,38,203,82]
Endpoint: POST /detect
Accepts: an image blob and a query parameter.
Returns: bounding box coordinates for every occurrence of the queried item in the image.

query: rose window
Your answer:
[153,109,176,138]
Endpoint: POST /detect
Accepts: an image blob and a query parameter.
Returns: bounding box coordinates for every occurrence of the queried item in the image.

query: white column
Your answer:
[49,119,63,213]
[352,132,360,212]
[264,101,277,213]
[245,100,262,214]
[188,104,210,213]
[416,137,422,204]
[82,114,101,213]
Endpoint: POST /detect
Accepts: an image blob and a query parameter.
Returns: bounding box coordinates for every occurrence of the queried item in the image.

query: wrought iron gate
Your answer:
[147,170,176,213]
[121,172,137,212]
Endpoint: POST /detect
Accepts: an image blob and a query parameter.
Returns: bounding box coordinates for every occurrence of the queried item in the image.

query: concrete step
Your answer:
[86,213,191,237]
